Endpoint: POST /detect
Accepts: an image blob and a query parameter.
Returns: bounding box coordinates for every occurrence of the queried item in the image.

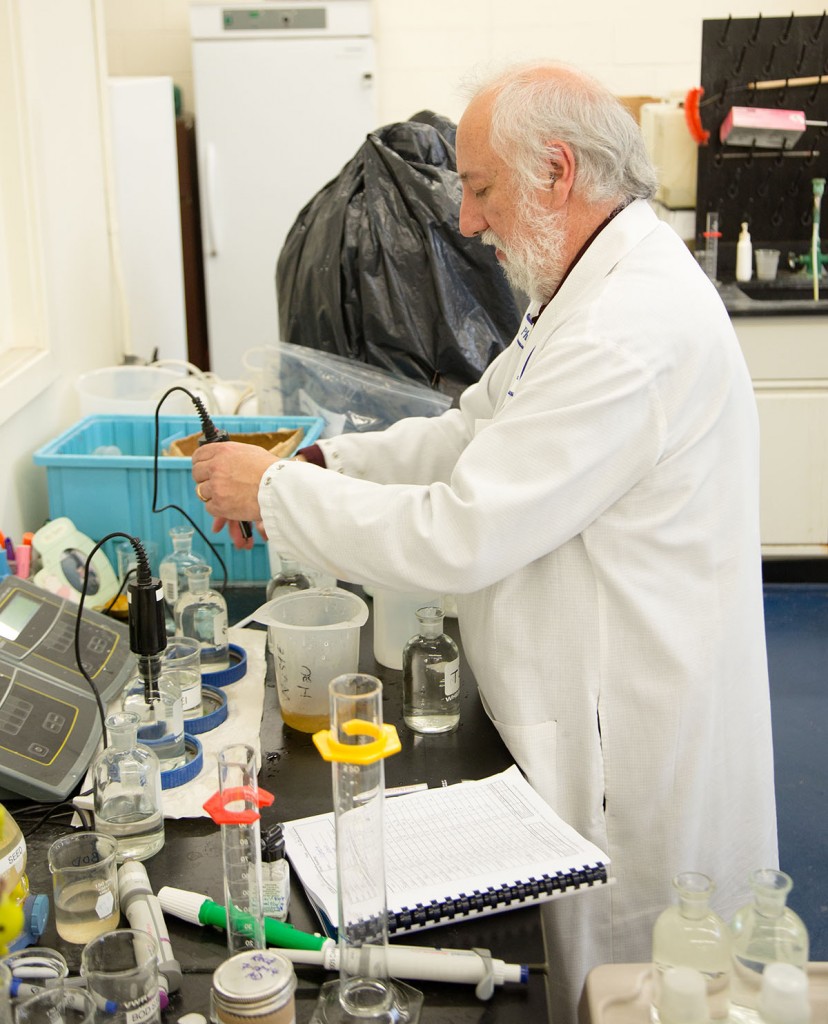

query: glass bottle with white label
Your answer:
[402,606,460,734]
[158,526,207,634]
[174,563,229,672]
[260,823,290,922]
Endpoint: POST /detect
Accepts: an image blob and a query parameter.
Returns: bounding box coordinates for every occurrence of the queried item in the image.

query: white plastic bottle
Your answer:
[736,221,753,282]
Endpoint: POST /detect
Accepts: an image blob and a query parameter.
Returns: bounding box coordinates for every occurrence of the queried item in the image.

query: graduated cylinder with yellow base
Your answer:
[311,674,423,1024]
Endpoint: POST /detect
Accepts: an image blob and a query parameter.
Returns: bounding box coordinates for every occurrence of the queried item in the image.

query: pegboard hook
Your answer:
[717,15,732,46]
[780,12,795,44]
[809,11,826,43]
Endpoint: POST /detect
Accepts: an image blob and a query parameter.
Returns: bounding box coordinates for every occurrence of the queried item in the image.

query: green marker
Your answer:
[156,886,326,952]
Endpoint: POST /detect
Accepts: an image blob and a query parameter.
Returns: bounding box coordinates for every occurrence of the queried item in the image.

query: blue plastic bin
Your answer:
[32,414,325,583]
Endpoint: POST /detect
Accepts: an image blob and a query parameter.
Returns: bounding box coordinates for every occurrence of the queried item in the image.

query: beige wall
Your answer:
[105,0,828,125]
[1,0,119,541]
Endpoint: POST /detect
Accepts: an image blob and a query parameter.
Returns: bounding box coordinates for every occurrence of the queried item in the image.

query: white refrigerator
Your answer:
[190,2,377,379]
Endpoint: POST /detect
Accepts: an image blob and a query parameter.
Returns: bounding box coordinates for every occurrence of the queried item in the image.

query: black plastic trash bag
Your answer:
[276,111,520,401]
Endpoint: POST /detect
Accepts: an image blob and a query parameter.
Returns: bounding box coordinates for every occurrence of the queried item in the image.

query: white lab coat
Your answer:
[260,199,778,1022]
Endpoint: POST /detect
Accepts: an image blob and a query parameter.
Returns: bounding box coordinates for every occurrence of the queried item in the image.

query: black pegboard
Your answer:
[695,14,828,279]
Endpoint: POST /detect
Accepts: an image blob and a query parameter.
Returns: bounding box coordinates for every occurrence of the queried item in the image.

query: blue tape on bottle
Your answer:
[184,685,229,736]
[160,735,203,790]
[202,643,247,687]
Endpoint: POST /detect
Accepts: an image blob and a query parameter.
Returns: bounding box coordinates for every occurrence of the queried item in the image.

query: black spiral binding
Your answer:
[385,860,609,936]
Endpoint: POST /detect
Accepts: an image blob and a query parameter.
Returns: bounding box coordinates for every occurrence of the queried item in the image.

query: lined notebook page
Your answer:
[283,764,611,933]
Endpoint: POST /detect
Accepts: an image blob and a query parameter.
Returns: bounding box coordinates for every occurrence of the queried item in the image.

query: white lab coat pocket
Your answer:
[479,691,559,810]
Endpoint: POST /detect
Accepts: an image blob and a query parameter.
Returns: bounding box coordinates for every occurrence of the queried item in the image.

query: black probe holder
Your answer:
[695,14,828,279]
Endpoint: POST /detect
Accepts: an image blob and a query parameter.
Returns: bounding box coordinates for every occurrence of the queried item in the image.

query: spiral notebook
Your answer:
[282,764,612,936]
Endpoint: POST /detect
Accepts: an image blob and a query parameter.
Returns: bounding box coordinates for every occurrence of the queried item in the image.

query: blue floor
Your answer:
[764,582,828,960]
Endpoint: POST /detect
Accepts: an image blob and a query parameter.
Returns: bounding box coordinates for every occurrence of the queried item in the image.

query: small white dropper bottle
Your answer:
[736,221,753,282]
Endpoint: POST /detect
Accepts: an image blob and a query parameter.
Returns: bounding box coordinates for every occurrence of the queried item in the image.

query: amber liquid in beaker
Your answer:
[280,709,330,733]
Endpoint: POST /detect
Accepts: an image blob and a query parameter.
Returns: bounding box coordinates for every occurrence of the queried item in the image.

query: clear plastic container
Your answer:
[402,606,461,734]
[254,587,368,733]
[651,872,732,1021]
[92,712,165,862]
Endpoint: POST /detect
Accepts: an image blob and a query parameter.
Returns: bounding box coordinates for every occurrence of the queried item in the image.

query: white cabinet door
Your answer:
[734,317,828,556]
[192,36,376,378]
[755,385,828,550]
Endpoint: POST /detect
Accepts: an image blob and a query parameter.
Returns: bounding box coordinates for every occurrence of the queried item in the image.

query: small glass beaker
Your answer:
[162,636,203,719]
[47,832,120,944]
[3,945,69,986]
[15,986,96,1024]
[81,928,161,1024]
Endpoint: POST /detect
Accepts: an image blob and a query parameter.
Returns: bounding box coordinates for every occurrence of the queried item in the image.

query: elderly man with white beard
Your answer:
[193,61,778,1023]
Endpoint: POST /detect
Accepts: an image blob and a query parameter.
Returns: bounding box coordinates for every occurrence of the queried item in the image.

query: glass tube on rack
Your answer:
[310,673,422,1024]
[217,743,266,954]
[703,210,721,284]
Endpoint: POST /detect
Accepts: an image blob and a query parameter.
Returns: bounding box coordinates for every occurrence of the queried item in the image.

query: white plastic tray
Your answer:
[581,962,828,1023]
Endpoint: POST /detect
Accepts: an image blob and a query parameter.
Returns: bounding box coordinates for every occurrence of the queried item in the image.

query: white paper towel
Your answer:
[75,626,268,820]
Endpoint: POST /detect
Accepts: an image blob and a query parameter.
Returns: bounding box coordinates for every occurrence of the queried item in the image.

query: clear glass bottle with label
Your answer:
[174,564,230,671]
[260,824,290,922]
[159,527,207,633]
[730,869,809,1020]
[402,606,460,734]
[92,711,165,862]
[651,872,732,1021]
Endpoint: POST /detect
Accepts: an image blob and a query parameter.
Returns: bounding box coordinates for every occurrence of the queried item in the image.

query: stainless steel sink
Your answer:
[736,275,827,302]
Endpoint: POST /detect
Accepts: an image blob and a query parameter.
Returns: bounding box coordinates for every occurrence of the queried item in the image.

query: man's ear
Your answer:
[544,142,575,205]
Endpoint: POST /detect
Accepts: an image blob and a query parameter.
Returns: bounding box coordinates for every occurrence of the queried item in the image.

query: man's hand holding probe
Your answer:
[191,441,302,548]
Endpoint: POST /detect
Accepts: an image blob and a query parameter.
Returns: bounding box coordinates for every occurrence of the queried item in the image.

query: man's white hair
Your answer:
[465,61,658,205]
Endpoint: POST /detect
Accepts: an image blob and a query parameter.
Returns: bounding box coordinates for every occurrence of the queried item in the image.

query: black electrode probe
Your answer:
[127,539,168,703]
[193,399,254,541]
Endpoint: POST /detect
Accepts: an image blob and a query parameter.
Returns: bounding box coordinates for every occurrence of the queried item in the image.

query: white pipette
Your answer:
[279,939,528,999]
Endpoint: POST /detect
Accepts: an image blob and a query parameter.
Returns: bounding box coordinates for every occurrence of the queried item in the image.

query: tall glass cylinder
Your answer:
[310,674,421,1024]
[333,674,392,1015]
[217,744,266,954]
